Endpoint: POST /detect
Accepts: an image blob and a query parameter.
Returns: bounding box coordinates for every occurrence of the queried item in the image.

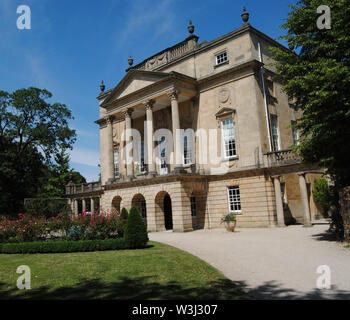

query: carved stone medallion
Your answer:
[218,87,230,104]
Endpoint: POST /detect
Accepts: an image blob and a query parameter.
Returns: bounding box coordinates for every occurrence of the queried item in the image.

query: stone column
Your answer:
[144,100,156,177]
[167,90,183,173]
[124,109,134,179]
[272,176,285,227]
[69,199,74,214]
[90,198,95,214]
[82,198,86,213]
[106,116,115,184]
[298,172,312,227]
[74,199,78,216]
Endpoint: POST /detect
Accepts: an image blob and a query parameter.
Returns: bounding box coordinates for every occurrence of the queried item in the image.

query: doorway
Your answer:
[164,194,173,230]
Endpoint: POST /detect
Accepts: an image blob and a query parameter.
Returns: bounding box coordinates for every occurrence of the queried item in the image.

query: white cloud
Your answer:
[69,147,100,167]
[115,0,176,47]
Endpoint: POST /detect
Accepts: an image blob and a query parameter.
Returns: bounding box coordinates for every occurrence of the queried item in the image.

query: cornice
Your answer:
[102,73,197,111]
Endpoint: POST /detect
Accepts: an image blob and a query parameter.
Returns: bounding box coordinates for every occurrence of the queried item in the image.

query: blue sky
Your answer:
[0,0,294,182]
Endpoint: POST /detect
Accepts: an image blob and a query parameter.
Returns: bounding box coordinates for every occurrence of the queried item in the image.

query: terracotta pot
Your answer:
[225,220,236,232]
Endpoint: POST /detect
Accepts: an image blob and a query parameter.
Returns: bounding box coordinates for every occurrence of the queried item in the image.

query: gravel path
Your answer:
[149,222,350,299]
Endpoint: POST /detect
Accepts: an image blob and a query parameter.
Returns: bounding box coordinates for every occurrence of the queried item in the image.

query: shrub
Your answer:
[119,207,129,237]
[313,179,331,213]
[24,198,72,218]
[124,206,148,249]
[120,207,128,221]
[0,211,123,243]
[0,214,47,243]
[0,238,127,254]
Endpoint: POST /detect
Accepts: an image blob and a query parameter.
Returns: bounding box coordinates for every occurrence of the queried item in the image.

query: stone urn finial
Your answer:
[128,54,133,66]
[241,6,249,24]
[100,80,105,92]
[188,20,194,35]
[67,173,73,185]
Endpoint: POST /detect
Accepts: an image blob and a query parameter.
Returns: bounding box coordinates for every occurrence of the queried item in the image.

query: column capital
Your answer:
[143,99,155,110]
[271,175,281,180]
[123,108,133,118]
[167,89,179,101]
[106,115,114,125]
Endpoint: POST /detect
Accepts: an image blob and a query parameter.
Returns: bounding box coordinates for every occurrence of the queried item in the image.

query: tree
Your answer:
[0,138,47,215]
[42,149,86,198]
[124,206,148,249]
[271,0,350,238]
[0,88,76,216]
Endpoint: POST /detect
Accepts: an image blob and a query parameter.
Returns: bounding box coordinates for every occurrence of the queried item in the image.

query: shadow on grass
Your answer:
[0,277,247,300]
[1,277,349,300]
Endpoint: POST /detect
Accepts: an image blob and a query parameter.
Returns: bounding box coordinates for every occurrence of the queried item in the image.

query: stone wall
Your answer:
[207,173,276,228]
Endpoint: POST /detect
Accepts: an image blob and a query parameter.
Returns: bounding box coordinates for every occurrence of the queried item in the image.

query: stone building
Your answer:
[66,9,324,232]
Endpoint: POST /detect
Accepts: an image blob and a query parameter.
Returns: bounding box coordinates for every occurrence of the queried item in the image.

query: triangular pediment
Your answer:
[215,106,236,118]
[101,70,170,106]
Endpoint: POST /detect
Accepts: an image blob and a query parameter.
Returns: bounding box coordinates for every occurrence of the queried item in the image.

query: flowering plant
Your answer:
[221,213,237,223]
[0,213,47,243]
[0,210,124,243]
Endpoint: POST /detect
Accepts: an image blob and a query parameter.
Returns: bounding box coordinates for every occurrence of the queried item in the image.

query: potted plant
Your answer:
[221,213,237,232]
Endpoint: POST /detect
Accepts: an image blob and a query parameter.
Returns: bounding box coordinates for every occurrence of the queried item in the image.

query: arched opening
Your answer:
[164,194,173,230]
[111,196,122,214]
[132,194,147,225]
[155,191,173,231]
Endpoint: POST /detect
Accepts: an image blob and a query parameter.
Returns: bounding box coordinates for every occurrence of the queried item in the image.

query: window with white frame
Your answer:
[270,115,280,151]
[221,118,236,158]
[114,149,119,177]
[216,51,228,65]
[183,132,194,165]
[190,196,197,217]
[291,121,299,146]
[227,186,241,213]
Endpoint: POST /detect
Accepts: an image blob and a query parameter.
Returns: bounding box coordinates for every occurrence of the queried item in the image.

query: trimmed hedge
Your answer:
[124,206,148,249]
[0,238,127,254]
[119,207,129,237]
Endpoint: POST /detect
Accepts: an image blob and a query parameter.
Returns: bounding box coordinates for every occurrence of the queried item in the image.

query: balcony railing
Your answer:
[132,36,197,72]
[66,181,102,195]
[265,149,303,167]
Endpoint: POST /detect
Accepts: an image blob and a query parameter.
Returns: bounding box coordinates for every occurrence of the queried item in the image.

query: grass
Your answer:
[0,241,247,300]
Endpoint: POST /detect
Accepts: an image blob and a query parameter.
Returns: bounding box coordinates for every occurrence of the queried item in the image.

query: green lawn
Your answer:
[0,241,247,300]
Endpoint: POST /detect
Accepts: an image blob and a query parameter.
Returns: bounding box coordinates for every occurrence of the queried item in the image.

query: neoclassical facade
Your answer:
[66,12,324,232]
